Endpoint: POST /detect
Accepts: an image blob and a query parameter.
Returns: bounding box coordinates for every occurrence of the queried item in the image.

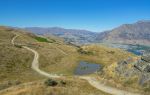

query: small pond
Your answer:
[74,61,101,75]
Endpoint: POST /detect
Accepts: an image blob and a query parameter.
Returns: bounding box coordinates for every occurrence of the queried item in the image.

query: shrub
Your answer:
[14,44,22,48]
[107,51,115,54]
[44,79,58,86]
[77,48,93,55]
[143,86,150,92]
[60,80,66,85]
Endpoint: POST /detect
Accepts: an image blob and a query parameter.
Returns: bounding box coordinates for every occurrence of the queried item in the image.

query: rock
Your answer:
[118,60,128,65]
[114,51,150,86]
[144,65,150,72]
[139,73,150,85]
[141,55,150,63]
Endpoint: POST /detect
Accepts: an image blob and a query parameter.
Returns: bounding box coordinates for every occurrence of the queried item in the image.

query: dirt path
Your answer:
[23,46,60,78]
[9,34,141,95]
[11,34,60,78]
[11,34,18,46]
[80,76,140,95]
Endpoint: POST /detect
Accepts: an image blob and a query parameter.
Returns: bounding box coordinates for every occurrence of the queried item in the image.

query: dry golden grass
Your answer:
[0,77,110,95]
[78,44,134,65]
[14,33,79,75]
[0,26,138,95]
[37,43,79,75]
[0,27,45,89]
[14,30,134,76]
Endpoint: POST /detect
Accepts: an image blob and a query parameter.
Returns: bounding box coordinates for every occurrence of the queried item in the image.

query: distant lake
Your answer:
[74,61,101,75]
[127,49,143,55]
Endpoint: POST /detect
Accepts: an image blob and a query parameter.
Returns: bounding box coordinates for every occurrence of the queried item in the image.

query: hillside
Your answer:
[0,26,46,90]
[78,44,134,65]
[101,52,150,95]
[0,26,110,95]
[0,26,142,95]
[0,27,94,95]
[96,20,150,45]
[0,78,109,95]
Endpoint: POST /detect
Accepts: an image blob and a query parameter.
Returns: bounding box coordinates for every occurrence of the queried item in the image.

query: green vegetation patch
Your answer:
[34,36,50,43]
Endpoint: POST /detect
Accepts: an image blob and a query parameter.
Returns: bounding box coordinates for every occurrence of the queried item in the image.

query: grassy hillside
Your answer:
[14,31,79,75]
[78,44,134,65]
[0,27,45,90]
[0,78,110,95]
[0,26,136,94]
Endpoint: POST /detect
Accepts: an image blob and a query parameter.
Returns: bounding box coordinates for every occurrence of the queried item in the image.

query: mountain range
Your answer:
[24,20,150,45]
[24,27,97,44]
[97,20,150,45]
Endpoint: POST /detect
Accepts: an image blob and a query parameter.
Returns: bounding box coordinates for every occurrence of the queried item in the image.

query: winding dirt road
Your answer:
[10,34,141,95]
[11,34,60,78]
[23,46,60,78]
[80,76,140,95]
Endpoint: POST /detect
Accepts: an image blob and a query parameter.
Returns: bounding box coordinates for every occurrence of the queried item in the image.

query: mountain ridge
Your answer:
[96,20,150,45]
[24,27,97,44]
[24,20,150,46]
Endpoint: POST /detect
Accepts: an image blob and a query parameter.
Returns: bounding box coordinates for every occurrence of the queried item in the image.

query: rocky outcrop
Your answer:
[135,52,150,85]
[144,65,150,72]
[115,51,150,85]
[135,50,150,73]
[141,56,150,63]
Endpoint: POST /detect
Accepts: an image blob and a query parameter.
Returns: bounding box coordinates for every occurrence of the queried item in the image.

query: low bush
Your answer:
[77,48,93,55]
[60,80,66,85]
[14,44,22,48]
[143,86,150,92]
[44,79,58,86]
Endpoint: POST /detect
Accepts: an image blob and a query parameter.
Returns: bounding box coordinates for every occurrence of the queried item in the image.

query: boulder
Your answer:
[144,65,150,72]
[141,55,150,63]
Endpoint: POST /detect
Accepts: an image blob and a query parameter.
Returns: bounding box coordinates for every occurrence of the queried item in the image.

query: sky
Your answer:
[0,0,150,32]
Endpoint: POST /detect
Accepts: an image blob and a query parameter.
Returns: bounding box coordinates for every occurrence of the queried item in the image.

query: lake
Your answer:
[74,61,101,75]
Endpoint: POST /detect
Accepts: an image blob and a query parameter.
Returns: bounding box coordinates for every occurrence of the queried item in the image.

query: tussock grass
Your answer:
[0,78,110,95]
[0,27,45,89]
[0,26,137,95]
[78,44,134,65]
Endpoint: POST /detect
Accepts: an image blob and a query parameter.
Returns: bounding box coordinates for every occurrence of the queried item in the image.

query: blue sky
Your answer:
[0,0,150,32]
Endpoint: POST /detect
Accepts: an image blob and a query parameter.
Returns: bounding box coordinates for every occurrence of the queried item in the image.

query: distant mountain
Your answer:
[96,20,150,46]
[24,27,97,44]
[24,20,150,45]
